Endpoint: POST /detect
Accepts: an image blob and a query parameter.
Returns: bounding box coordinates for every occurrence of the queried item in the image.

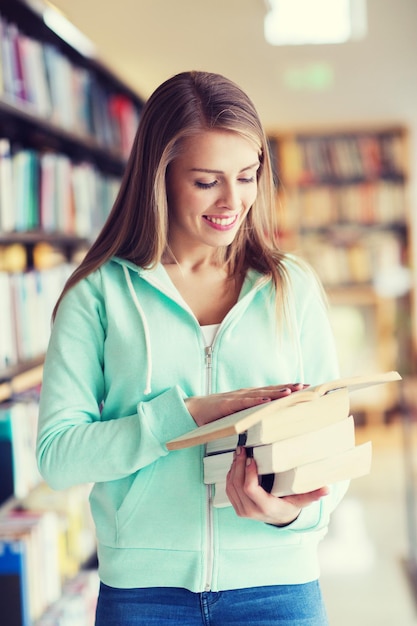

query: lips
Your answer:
[203,215,238,228]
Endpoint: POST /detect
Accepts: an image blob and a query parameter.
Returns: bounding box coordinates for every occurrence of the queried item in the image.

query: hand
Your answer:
[185,383,307,427]
[225,446,329,526]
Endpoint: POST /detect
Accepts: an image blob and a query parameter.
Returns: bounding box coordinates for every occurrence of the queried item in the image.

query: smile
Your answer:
[203,215,238,228]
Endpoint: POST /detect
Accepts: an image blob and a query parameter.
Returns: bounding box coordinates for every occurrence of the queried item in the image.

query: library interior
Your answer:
[0,0,416,624]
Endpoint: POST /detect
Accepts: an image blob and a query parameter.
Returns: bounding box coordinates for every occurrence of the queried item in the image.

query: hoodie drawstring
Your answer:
[123,265,152,395]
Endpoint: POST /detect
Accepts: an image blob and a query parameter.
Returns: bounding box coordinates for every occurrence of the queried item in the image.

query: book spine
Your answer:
[0,537,31,626]
[0,264,74,369]
[0,20,140,153]
[0,402,43,506]
[1,139,122,235]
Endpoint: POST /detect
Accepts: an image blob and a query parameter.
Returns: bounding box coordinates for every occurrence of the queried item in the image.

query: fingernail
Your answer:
[246,457,252,467]
[236,446,241,456]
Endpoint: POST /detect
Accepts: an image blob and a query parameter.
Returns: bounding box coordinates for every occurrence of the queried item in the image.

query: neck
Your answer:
[162,245,225,275]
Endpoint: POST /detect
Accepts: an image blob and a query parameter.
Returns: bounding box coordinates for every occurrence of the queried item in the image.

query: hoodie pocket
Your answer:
[113,450,205,550]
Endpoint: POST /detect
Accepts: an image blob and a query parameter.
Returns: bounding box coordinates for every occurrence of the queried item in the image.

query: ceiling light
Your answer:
[264,0,367,46]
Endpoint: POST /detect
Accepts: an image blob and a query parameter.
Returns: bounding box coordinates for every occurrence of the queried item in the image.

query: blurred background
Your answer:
[0,0,416,624]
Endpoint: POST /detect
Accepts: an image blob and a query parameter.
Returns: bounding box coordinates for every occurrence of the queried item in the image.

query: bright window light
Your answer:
[43,4,96,58]
[264,0,367,46]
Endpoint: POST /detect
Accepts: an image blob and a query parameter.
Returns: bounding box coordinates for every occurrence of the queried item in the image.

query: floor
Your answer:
[319,419,417,625]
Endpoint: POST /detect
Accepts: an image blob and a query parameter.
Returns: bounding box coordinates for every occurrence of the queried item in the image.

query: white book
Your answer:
[204,416,356,484]
[212,442,372,508]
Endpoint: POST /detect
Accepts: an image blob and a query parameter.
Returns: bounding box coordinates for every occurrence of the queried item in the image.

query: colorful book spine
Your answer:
[0,536,31,626]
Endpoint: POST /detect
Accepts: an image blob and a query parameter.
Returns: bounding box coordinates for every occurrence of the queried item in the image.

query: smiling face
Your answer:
[166,130,260,259]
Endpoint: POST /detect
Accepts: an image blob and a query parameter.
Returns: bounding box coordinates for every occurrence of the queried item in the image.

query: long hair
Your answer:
[53,70,288,317]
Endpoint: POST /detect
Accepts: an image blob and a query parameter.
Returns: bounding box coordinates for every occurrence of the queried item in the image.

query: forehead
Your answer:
[177,130,260,166]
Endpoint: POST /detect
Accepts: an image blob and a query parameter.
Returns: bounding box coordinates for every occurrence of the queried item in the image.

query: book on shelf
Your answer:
[15,32,52,116]
[23,484,97,580]
[0,271,18,370]
[0,138,14,233]
[277,131,405,187]
[203,415,356,483]
[0,262,74,368]
[1,140,122,235]
[37,570,99,626]
[109,94,140,158]
[0,509,62,624]
[0,14,140,152]
[0,532,31,626]
[166,371,401,451]
[0,401,42,506]
[212,442,373,508]
[0,483,98,625]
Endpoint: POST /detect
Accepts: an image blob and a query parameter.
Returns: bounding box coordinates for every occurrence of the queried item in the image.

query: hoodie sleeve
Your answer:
[36,272,196,490]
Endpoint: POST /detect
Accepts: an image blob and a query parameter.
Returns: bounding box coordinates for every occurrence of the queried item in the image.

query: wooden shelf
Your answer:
[0,231,89,246]
[0,1,144,622]
[0,361,43,402]
[0,96,128,175]
[269,125,413,419]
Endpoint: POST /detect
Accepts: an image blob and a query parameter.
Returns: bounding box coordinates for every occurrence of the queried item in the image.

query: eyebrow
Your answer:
[190,161,260,175]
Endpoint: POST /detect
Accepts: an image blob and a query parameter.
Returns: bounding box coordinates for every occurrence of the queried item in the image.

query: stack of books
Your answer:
[166,371,401,508]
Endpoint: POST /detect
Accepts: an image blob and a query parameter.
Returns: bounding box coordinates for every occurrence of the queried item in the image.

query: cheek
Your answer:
[244,186,258,207]
[170,190,197,219]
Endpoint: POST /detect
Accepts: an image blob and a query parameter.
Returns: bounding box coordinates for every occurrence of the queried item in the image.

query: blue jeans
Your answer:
[95,581,329,625]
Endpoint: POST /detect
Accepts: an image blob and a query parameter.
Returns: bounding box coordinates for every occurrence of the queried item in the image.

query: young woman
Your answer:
[37,71,346,625]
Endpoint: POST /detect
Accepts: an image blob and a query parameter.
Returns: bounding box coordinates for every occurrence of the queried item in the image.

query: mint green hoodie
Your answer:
[37,256,346,592]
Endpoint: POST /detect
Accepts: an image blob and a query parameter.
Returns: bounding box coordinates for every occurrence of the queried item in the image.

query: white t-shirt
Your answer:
[201,323,220,347]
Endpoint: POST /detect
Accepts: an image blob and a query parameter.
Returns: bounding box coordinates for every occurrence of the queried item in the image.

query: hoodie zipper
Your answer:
[204,344,214,591]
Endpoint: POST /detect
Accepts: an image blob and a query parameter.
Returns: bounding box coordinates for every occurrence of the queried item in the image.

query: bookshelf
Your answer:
[269,126,413,421]
[0,0,143,396]
[0,0,143,623]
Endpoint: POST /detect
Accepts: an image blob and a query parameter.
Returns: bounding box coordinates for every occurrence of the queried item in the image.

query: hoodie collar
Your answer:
[113,257,271,396]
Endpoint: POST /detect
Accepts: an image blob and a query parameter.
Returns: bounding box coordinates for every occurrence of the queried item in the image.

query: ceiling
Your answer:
[46,0,417,133]
[49,0,271,96]
[47,0,326,130]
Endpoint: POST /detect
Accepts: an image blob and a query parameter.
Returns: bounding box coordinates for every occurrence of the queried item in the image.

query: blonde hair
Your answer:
[53,71,288,317]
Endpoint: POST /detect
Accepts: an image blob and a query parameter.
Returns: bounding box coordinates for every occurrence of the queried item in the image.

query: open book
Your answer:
[206,386,349,454]
[166,371,401,451]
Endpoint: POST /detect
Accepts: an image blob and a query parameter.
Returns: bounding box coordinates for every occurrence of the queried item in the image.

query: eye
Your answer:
[238,176,256,184]
[195,180,218,189]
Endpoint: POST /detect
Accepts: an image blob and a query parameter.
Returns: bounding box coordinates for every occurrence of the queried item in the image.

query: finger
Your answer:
[220,387,296,417]
[282,486,329,508]
[257,383,309,401]
[230,453,269,519]
[261,383,309,392]
[225,448,246,514]
[226,448,261,517]
[220,384,307,415]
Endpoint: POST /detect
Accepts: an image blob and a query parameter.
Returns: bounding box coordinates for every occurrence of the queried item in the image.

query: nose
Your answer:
[216,182,241,211]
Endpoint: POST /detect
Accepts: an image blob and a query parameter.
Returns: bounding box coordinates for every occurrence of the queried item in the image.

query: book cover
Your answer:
[166,371,401,451]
